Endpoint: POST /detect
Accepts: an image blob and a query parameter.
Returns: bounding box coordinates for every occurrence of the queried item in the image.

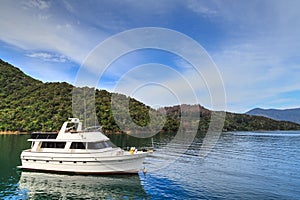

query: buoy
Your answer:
[142,167,147,174]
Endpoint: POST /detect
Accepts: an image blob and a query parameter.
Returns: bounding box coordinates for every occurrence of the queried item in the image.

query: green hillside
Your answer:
[1,59,300,133]
[161,105,300,133]
[0,59,151,132]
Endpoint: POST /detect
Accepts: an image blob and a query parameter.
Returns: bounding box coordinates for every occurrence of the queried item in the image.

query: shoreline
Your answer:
[1,129,299,135]
[0,131,30,135]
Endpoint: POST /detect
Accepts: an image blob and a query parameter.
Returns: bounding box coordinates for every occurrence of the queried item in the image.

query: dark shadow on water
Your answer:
[0,134,30,199]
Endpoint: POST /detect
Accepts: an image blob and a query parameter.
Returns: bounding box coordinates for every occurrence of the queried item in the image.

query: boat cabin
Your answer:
[29,118,113,152]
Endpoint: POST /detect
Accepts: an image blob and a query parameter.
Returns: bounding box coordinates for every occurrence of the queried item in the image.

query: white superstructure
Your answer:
[19,118,148,174]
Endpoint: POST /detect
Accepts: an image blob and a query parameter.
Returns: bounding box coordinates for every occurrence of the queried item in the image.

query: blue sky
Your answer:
[0,0,300,113]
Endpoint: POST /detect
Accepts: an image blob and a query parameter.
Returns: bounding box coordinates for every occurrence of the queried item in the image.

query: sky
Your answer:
[0,0,300,113]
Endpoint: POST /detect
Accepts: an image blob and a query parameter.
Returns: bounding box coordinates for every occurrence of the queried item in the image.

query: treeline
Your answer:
[1,59,300,133]
[160,105,300,132]
[0,59,155,132]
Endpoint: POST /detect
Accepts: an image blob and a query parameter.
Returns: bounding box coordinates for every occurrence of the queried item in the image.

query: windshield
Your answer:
[86,141,116,149]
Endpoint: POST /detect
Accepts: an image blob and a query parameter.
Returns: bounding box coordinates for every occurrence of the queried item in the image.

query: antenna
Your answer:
[84,88,86,129]
[151,137,154,148]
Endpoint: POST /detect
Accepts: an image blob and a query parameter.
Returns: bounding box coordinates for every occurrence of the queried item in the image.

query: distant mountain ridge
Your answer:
[246,108,300,124]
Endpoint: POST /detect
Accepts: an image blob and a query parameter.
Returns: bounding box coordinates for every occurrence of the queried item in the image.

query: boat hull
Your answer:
[19,151,148,174]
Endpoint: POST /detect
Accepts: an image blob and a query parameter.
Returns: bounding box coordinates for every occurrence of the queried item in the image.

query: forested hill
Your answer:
[0,59,151,132]
[1,59,300,133]
[161,105,300,132]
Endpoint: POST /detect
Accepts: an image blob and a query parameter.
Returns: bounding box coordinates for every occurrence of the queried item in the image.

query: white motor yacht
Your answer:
[18,118,148,174]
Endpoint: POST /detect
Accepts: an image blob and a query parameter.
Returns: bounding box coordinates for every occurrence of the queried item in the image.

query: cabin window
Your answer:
[41,142,66,148]
[70,142,86,149]
[87,141,111,149]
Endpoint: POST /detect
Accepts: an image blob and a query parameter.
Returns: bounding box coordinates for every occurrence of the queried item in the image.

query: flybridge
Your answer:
[30,118,82,139]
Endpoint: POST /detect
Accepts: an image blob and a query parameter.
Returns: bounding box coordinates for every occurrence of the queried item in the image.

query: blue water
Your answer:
[1,131,300,199]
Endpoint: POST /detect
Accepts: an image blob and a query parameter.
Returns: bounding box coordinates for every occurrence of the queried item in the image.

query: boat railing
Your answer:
[31,132,58,139]
[83,126,102,132]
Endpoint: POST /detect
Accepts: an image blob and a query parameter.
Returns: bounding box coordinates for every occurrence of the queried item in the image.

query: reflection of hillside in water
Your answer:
[19,172,149,199]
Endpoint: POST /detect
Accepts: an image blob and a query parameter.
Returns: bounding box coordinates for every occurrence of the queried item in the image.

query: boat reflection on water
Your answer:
[18,171,149,199]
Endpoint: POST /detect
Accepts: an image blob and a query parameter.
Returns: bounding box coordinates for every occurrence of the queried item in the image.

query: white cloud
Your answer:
[0,1,107,64]
[186,0,300,112]
[186,0,218,17]
[23,0,51,10]
[27,52,68,62]
[212,38,300,112]
[1,0,300,112]
[77,27,226,110]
